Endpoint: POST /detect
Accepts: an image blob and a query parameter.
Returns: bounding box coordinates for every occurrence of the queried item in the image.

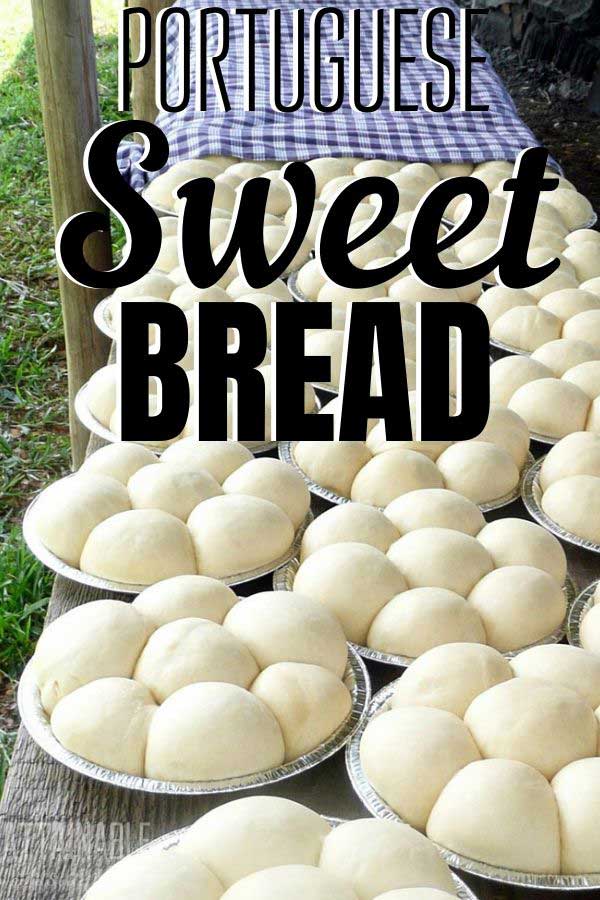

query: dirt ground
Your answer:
[491,46,600,216]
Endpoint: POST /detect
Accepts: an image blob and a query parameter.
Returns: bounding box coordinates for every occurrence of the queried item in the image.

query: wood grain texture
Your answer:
[30,0,111,468]
[2,438,600,899]
[129,0,171,126]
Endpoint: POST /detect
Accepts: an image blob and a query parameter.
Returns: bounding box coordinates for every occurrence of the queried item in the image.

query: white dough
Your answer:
[384,489,485,537]
[472,405,530,468]
[539,431,600,490]
[133,575,237,628]
[293,441,372,496]
[300,503,400,560]
[581,604,600,655]
[563,360,600,400]
[436,442,519,504]
[80,442,158,485]
[491,305,562,352]
[223,457,310,528]
[531,339,599,377]
[221,865,358,900]
[351,449,444,507]
[511,644,600,709]
[552,758,600,874]
[509,379,590,439]
[541,475,600,543]
[161,439,253,482]
[489,355,552,406]
[387,527,493,595]
[128,463,223,520]
[476,518,566,583]
[564,309,600,352]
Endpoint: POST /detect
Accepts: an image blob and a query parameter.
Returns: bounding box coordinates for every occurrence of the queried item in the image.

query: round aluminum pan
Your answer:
[287,269,312,303]
[346,679,600,890]
[488,335,530,358]
[22,491,314,593]
[275,557,577,669]
[19,646,370,796]
[567,580,598,649]
[522,456,600,555]
[80,818,478,900]
[93,296,114,339]
[280,441,534,515]
[74,380,321,458]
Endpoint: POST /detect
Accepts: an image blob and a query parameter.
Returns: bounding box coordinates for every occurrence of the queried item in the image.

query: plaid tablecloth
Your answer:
[118,0,545,189]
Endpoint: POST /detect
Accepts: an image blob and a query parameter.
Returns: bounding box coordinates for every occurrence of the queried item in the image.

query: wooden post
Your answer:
[129,0,168,125]
[31,0,112,469]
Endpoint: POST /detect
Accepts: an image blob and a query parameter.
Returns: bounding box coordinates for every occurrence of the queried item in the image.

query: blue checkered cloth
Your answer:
[118,0,544,189]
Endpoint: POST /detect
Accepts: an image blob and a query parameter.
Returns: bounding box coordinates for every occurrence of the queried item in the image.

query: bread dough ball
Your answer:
[540,431,600,490]
[547,188,594,230]
[222,865,357,900]
[32,473,131,567]
[477,518,566,583]
[477,286,536,327]
[188,494,294,577]
[489,355,552,406]
[296,258,326,300]
[181,797,331,887]
[300,503,399,560]
[392,643,513,717]
[491,306,562,352]
[384,489,484,537]
[351,450,444,507]
[542,475,600,542]
[320,818,456,899]
[388,276,461,303]
[84,844,223,900]
[426,759,560,874]
[84,364,118,427]
[222,458,309,528]
[531,339,599,378]
[539,288,600,323]
[434,161,474,178]
[473,406,530,468]
[251,661,351,759]
[133,575,237,628]
[145,682,284,780]
[32,600,151,713]
[511,644,600,709]
[294,542,407,643]
[509,379,590,438]
[360,706,481,829]
[114,271,175,301]
[563,360,600,400]
[567,228,600,247]
[582,276,600,296]
[436,442,519,504]
[365,420,450,463]
[552,758,600,874]
[127,463,222,521]
[305,330,346,387]
[464,677,597,778]
[368,587,486,657]
[307,157,354,194]
[388,527,492,595]
[134,617,258,702]
[51,678,156,776]
[563,310,600,353]
[355,159,401,178]
[161,439,253,482]
[170,283,231,311]
[294,441,372,496]
[80,442,158,485]
[581,604,600,654]
[224,591,347,677]
[318,280,384,307]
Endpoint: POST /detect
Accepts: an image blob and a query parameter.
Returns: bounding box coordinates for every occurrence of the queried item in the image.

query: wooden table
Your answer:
[2,440,600,900]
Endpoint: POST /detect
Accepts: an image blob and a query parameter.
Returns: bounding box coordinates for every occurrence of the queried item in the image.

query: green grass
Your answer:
[0,1,123,793]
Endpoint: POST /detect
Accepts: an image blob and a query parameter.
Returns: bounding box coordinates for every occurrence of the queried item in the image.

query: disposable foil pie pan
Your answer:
[93,296,116,339]
[488,335,530,358]
[279,441,534,514]
[78,816,478,900]
[22,491,314,594]
[567,581,599,649]
[275,557,577,669]
[522,456,600,554]
[346,679,600,889]
[19,646,370,796]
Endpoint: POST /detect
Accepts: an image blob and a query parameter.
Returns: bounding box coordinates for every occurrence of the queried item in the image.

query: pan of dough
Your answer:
[273,497,575,667]
[80,795,478,900]
[19,579,370,795]
[567,581,600,653]
[522,435,600,553]
[347,641,600,888]
[23,441,316,592]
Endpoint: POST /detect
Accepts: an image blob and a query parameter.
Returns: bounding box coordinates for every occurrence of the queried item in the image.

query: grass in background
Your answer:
[0,1,123,792]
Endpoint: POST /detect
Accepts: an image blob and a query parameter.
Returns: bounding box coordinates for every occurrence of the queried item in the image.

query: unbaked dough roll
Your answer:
[426,759,561,874]
[387,527,493,595]
[83,844,224,900]
[170,283,232,311]
[538,288,600,323]
[552,758,600,874]
[355,160,403,178]
[546,188,594,231]
[114,271,175,301]
[564,310,600,352]
[539,431,600,490]
[563,360,600,400]
[367,588,486,657]
[32,600,151,713]
[222,457,310,528]
[531,339,599,377]
[224,590,348,677]
[80,442,158,485]
[384,489,484,537]
[541,475,600,543]
[221,865,358,900]
[134,617,259,702]
[320,818,456,899]
[127,463,223,520]
[300,503,400,560]
[161,439,253,482]
[489,355,552,406]
[297,258,327,300]
[387,276,461,303]
[293,542,407,644]
[145,682,285,780]
[187,495,295,578]
[567,228,600,247]
[582,276,600,297]
[293,441,372,496]
[133,575,237,628]
[464,677,597,779]
[473,406,530,469]
[84,364,118,427]
[508,379,591,439]
[476,518,566,584]
[365,420,450,462]
[580,604,600,655]
[360,706,480,830]
[180,796,331,886]
[511,644,600,709]
[351,450,444,507]
[32,473,131,567]
[392,642,512,717]
[527,270,578,303]
[435,442,519,504]
[491,306,562,352]
[318,281,384,306]
[251,661,351,759]
[228,274,289,301]
[51,677,156,776]
[477,286,536,328]
[80,509,197,584]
